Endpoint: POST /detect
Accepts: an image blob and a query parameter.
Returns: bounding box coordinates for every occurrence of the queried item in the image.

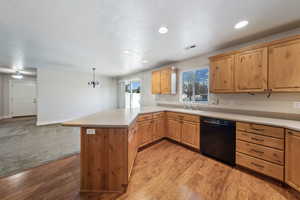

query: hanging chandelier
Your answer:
[88,68,100,88]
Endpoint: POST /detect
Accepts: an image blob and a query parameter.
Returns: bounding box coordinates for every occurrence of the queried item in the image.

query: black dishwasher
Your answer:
[200,117,236,166]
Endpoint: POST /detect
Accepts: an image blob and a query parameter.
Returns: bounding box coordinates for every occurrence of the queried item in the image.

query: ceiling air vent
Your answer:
[185,44,197,50]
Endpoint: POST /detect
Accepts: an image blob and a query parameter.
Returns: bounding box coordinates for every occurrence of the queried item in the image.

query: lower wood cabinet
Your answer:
[167,118,182,142]
[166,112,200,149]
[138,120,153,147]
[153,117,165,140]
[285,129,300,192]
[181,121,200,149]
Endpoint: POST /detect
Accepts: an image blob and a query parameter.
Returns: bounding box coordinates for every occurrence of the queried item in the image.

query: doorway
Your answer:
[10,79,37,117]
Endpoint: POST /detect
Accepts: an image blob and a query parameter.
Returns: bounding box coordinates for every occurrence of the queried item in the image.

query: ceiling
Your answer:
[0,0,300,76]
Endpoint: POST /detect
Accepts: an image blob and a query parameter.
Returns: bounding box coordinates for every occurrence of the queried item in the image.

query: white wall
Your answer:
[118,27,300,114]
[0,74,4,119]
[37,68,117,125]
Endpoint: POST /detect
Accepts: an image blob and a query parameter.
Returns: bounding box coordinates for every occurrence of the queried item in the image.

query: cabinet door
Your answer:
[269,39,300,92]
[152,70,161,94]
[138,121,153,146]
[210,56,235,93]
[153,118,165,141]
[160,68,171,94]
[235,48,268,92]
[181,121,200,149]
[167,119,181,142]
[285,130,300,192]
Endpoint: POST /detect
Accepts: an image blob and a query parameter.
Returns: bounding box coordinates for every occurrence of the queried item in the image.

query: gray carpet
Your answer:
[0,117,80,177]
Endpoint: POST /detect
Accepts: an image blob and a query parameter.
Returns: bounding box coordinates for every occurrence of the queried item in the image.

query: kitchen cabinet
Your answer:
[138,120,153,147]
[160,68,172,94]
[167,118,182,142]
[181,121,200,149]
[210,35,300,93]
[153,117,165,140]
[166,112,200,149]
[236,122,285,181]
[235,48,268,92]
[152,70,161,94]
[210,55,235,93]
[151,67,176,94]
[285,129,300,192]
[269,39,300,92]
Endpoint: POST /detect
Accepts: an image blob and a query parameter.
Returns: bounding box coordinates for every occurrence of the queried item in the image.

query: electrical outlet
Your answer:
[86,129,96,135]
[294,102,300,109]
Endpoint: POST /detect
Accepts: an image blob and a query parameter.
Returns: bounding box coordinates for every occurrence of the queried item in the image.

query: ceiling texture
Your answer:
[0,0,300,76]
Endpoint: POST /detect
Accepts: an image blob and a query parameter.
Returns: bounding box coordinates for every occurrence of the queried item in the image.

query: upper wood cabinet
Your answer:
[269,39,300,92]
[285,129,300,192]
[152,71,161,94]
[235,48,268,92]
[160,68,172,94]
[151,67,176,94]
[210,35,300,93]
[210,55,235,93]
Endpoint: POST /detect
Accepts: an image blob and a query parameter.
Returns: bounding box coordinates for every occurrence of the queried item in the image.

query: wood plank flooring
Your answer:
[0,140,299,200]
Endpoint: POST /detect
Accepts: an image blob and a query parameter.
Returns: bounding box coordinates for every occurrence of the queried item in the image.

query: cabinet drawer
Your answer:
[236,152,284,181]
[138,113,153,122]
[166,112,200,122]
[237,131,284,150]
[236,140,284,165]
[153,112,165,119]
[237,122,284,139]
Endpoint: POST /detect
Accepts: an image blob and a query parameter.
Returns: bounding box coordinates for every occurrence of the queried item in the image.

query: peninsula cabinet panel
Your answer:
[269,39,300,92]
[152,70,161,94]
[285,130,300,192]
[181,121,200,149]
[128,124,138,178]
[210,55,235,93]
[138,120,153,147]
[235,48,268,92]
[80,128,128,193]
[167,119,181,142]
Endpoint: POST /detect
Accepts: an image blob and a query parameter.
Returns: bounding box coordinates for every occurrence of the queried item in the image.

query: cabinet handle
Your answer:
[251,162,265,169]
[250,124,264,132]
[251,137,264,142]
[250,149,264,154]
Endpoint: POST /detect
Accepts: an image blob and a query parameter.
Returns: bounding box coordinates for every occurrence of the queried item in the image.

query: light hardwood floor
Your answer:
[0,140,299,200]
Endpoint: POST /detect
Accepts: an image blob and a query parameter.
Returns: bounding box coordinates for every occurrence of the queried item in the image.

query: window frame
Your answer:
[180,67,209,104]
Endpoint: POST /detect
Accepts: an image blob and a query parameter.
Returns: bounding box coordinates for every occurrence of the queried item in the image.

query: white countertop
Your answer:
[62,106,300,132]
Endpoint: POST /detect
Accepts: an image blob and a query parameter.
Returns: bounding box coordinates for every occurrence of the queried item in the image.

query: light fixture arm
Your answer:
[88,67,100,88]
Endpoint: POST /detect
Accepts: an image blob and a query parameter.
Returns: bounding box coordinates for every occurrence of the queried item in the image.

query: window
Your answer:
[182,68,209,102]
[125,80,141,109]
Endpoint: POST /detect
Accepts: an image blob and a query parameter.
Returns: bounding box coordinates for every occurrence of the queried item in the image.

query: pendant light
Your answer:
[88,68,100,88]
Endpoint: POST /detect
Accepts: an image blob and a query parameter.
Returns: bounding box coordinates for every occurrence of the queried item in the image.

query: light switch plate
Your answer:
[86,129,96,135]
[294,102,300,109]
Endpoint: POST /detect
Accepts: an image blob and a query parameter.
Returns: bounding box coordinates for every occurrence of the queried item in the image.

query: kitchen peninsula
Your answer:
[63,106,300,194]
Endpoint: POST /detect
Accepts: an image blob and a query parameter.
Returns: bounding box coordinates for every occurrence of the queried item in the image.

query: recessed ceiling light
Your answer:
[158,26,168,34]
[234,20,249,29]
[142,60,148,64]
[123,50,131,54]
